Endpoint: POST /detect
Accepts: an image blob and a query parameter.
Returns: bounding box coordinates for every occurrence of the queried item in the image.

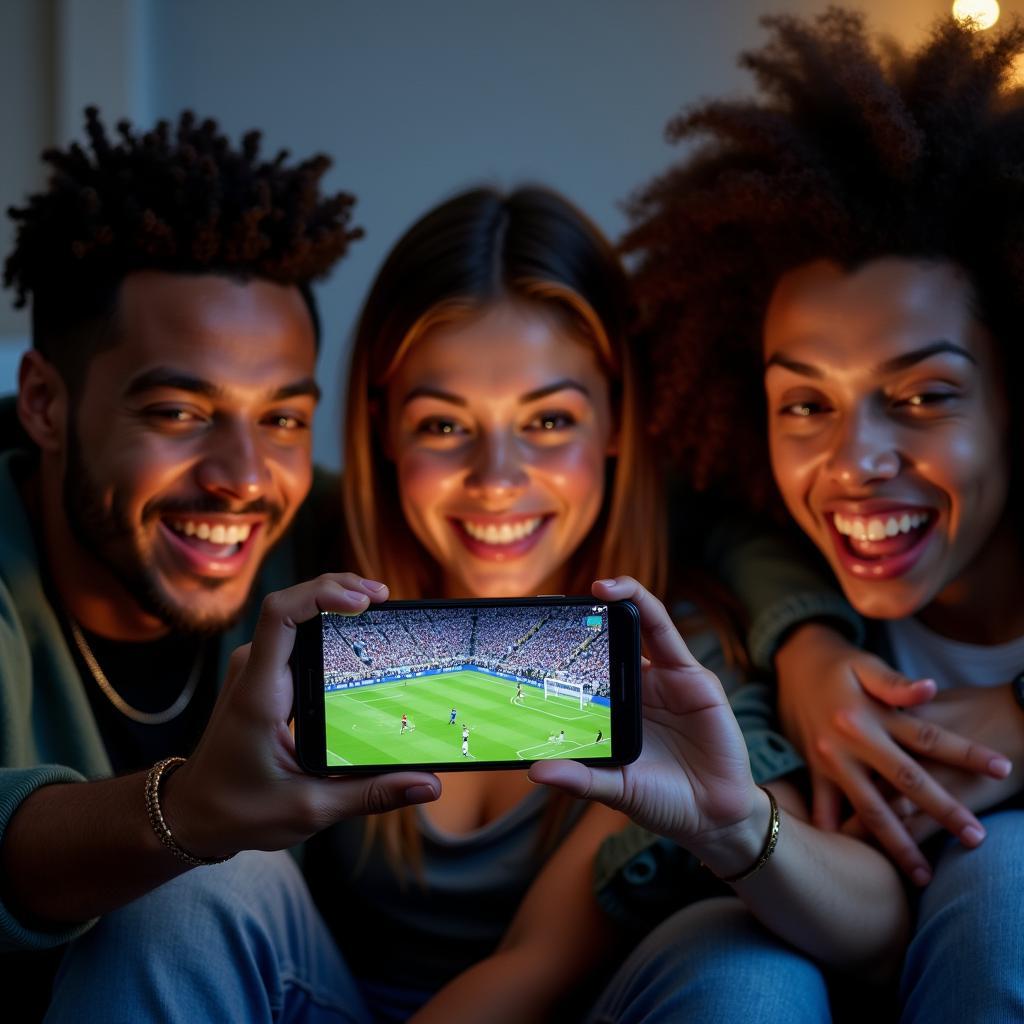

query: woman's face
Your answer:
[384,299,615,598]
[763,257,1010,621]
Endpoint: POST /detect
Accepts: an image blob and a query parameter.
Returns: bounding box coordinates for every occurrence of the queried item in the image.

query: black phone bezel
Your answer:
[291,596,641,775]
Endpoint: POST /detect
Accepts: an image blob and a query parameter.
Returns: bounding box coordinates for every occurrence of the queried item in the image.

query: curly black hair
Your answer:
[5,107,363,375]
[625,8,1024,515]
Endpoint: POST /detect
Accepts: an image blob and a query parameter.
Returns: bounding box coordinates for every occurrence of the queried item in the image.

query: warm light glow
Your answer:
[953,0,1000,30]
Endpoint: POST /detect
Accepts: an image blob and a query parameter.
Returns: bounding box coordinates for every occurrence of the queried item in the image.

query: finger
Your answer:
[839,814,870,841]
[323,772,441,818]
[886,711,1012,780]
[528,759,624,808]
[834,711,988,851]
[814,740,932,884]
[593,577,698,669]
[247,576,375,683]
[856,663,937,708]
[810,772,842,832]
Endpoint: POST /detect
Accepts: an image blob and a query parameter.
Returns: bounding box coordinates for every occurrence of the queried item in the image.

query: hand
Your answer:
[529,576,766,878]
[162,573,441,859]
[775,624,1011,882]
[843,685,1024,844]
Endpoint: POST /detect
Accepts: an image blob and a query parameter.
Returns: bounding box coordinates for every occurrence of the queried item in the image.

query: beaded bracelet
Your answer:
[144,756,231,868]
[714,785,781,885]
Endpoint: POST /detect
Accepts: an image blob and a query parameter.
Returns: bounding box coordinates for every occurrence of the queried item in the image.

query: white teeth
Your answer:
[462,517,543,545]
[833,512,930,540]
[168,521,252,545]
[867,519,887,541]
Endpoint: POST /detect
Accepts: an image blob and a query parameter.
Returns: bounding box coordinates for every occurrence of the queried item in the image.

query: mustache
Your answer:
[144,496,284,526]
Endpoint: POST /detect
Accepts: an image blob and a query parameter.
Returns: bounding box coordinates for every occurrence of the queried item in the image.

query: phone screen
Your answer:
[308,600,627,770]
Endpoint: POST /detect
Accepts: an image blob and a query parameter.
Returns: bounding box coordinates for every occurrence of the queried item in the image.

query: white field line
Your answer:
[515,740,585,759]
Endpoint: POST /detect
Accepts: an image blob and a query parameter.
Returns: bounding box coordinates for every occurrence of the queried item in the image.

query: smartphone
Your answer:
[291,596,641,775]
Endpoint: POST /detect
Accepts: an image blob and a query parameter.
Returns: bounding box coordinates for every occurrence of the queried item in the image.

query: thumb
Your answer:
[857,660,936,708]
[529,760,624,809]
[325,773,441,819]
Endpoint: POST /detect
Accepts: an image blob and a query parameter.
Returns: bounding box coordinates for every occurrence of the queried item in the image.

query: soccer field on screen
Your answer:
[324,669,611,767]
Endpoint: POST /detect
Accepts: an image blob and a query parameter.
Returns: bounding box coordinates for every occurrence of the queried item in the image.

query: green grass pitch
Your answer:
[324,668,611,767]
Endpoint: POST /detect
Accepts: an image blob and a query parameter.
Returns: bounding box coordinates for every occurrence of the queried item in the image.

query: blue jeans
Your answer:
[586,896,831,1023]
[44,850,372,1024]
[901,808,1024,1023]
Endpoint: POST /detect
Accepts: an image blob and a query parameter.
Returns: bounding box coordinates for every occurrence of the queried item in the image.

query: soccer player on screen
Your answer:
[449,708,457,725]
[401,713,409,735]
[461,725,470,757]
[513,683,524,705]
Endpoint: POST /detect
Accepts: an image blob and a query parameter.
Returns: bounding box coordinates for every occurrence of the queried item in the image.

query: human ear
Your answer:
[16,350,69,455]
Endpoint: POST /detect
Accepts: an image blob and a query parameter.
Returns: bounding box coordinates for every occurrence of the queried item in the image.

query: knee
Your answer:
[80,850,307,955]
[591,898,829,1023]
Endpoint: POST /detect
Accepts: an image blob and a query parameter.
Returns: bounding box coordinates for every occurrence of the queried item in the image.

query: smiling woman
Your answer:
[342,186,662,604]
[303,185,667,1021]
[622,8,1024,1018]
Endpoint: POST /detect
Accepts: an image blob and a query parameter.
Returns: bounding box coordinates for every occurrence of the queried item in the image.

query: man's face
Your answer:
[763,257,1010,621]
[64,271,318,633]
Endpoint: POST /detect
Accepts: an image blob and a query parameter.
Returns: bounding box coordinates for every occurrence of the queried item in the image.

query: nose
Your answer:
[825,407,902,488]
[194,419,270,503]
[463,430,528,503]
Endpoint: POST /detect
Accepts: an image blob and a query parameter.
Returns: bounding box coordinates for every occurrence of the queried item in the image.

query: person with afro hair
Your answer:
[0,108,441,1020]
[621,8,1024,1019]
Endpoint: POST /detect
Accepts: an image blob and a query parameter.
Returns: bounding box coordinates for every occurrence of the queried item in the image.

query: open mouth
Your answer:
[828,509,935,579]
[449,515,552,560]
[158,516,262,576]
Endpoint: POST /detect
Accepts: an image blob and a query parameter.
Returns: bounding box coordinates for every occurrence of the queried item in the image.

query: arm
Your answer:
[410,802,628,1024]
[775,624,1011,880]
[532,577,909,977]
[705,517,862,672]
[1,574,441,927]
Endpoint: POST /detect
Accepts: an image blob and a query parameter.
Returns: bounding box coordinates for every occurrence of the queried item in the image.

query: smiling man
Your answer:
[0,110,440,1020]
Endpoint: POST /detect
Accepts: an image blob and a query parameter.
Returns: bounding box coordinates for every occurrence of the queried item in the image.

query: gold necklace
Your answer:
[70,620,204,726]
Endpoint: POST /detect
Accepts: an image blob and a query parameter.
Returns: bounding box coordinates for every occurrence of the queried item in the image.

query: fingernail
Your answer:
[362,579,387,592]
[404,784,438,804]
[598,578,617,587]
[989,757,1012,778]
[961,824,986,846]
[911,867,931,887]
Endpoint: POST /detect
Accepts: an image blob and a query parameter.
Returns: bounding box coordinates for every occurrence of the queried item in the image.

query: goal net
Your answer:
[543,677,591,710]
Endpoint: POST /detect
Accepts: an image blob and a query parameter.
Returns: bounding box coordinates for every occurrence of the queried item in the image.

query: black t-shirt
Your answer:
[65,624,220,775]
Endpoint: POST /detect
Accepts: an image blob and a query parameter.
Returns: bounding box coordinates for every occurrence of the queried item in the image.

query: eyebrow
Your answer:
[765,341,978,379]
[402,379,590,407]
[124,368,321,403]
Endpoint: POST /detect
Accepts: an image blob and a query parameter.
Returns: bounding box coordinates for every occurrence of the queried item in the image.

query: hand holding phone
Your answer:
[528,577,763,865]
[164,575,441,861]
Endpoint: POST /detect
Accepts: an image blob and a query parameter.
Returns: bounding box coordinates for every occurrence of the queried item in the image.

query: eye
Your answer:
[525,410,577,432]
[415,416,468,437]
[143,405,205,427]
[895,391,957,410]
[778,400,829,418]
[264,412,309,431]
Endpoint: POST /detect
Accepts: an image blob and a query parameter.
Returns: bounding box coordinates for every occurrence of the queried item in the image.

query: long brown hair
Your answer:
[341,186,667,876]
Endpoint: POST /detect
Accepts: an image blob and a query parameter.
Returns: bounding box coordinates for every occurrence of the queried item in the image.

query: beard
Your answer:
[62,432,282,635]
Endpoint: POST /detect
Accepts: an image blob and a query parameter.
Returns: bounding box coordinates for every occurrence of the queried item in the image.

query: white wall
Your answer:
[0,0,981,466]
